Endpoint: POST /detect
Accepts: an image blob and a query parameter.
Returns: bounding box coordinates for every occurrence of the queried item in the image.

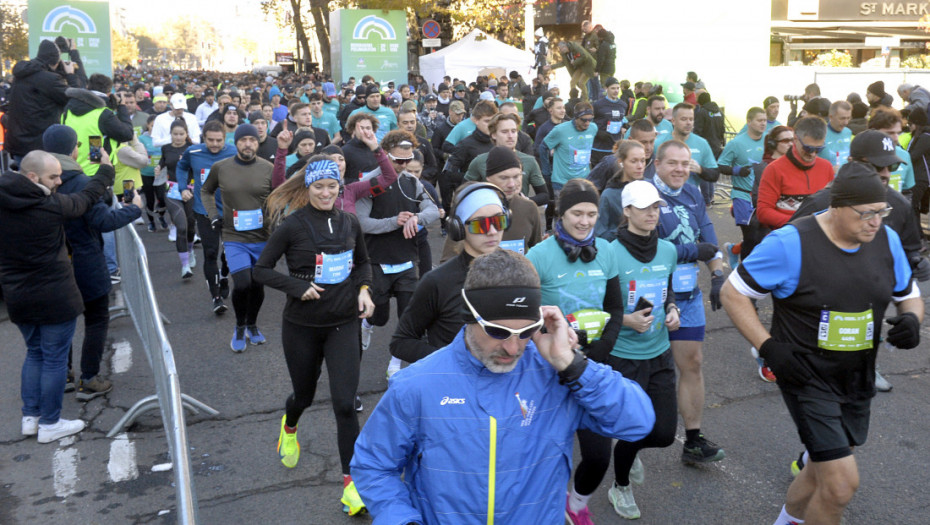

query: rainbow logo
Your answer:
[353,15,396,40]
[515,393,528,419]
[42,5,97,34]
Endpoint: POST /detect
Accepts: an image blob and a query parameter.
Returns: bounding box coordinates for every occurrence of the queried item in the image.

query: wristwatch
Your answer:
[711,269,724,278]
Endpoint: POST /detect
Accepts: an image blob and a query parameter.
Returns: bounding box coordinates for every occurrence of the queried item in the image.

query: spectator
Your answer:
[61,74,135,175]
[897,83,930,115]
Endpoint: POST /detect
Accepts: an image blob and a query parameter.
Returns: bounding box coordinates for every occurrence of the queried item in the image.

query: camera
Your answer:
[784,95,802,102]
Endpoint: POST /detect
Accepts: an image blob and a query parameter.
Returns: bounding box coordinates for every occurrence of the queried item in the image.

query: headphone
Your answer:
[765,132,777,152]
[447,182,511,242]
[554,235,598,263]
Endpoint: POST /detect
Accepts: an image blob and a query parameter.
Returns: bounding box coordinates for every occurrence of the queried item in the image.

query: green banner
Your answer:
[28,0,112,78]
[330,9,407,85]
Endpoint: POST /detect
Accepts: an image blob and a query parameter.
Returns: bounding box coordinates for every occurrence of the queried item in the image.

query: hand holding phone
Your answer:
[122,180,135,204]
[88,136,103,163]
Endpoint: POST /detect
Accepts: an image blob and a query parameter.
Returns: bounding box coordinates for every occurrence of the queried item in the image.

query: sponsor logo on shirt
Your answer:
[440,396,466,405]
[515,393,536,427]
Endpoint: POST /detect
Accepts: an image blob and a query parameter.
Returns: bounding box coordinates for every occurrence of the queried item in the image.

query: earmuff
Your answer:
[554,234,598,263]
[765,132,777,152]
[447,182,511,242]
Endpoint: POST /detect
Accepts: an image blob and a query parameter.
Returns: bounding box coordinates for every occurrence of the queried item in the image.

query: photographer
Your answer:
[786,83,821,127]
[61,74,135,176]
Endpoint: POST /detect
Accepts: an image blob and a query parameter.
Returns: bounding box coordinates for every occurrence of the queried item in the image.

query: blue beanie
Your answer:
[269,86,282,97]
[234,124,259,144]
[42,124,78,155]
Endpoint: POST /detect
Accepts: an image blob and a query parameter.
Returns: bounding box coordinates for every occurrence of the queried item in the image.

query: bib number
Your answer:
[889,172,902,192]
[606,121,622,134]
[628,278,668,333]
[572,147,591,166]
[499,239,525,255]
[166,181,183,200]
[672,263,699,293]
[233,209,263,231]
[315,250,353,284]
[149,155,161,168]
[200,168,210,184]
[817,309,874,351]
[380,261,414,274]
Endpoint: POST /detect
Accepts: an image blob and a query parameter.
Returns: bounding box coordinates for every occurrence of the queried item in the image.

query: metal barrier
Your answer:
[106,220,219,524]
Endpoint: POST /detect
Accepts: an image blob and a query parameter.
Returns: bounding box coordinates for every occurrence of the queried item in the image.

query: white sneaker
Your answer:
[189,250,197,268]
[361,320,373,351]
[608,481,641,519]
[875,369,893,392]
[168,225,177,242]
[22,416,39,436]
[386,357,402,378]
[38,418,85,443]
[629,453,645,485]
[181,264,193,280]
[193,233,202,245]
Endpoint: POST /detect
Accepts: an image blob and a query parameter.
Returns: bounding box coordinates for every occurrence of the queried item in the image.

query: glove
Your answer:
[710,274,724,311]
[758,339,812,387]
[211,217,224,232]
[738,165,753,177]
[583,338,613,363]
[695,242,718,262]
[885,312,920,349]
[107,93,119,110]
[55,36,70,53]
[911,256,930,282]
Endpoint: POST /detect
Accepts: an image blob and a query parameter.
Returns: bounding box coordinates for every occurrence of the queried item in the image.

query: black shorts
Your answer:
[371,265,418,305]
[781,391,871,462]
[607,350,676,396]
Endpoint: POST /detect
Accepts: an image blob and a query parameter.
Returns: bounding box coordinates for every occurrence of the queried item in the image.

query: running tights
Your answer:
[230,268,264,326]
[282,318,360,474]
[165,197,195,254]
[194,214,228,297]
[141,176,166,225]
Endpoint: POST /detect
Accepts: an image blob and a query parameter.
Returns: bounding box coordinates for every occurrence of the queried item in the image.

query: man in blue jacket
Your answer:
[351,249,655,525]
[44,125,142,400]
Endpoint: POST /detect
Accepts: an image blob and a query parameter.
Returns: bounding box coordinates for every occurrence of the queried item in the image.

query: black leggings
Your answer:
[194,214,229,297]
[67,293,109,380]
[282,318,360,474]
[416,228,432,278]
[230,268,264,326]
[166,197,195,253]
[572,351,679,494]
[141,176,166,224]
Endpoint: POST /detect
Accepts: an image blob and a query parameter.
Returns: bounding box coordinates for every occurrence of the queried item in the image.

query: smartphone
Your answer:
[634,296,653,313]
[122,180,135,203]
[60,52,71,64]
[88,136,102,163]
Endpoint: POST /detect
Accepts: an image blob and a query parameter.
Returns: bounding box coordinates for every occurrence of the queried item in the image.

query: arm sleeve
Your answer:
[53,167,112,219]
[116,138,150,169]
[151,119,170,147]
[351,215,373,288]
[530,184,549,205]
[272,147,287,189]
[200,164,220,219]
[355,196,399,234]
[415,179,440,225]
[84,200,142,232]
[886,226,916,297]
[389,277,443,362]
[597,276,624,347]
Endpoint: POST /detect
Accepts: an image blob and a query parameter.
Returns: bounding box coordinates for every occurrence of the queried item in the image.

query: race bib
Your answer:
[149,154,162,168]
[572,147,591,166]
[627,278,668,333]
[499,238,525,254]
[233,209,263,231]
[889,172,902,192]
[606,121,622,134]
[315,250,353,284]
[200,168,210,184]
[817,309,874,351]
[166,181,183,200]
[380,261,414,274]
[672,263,699,293]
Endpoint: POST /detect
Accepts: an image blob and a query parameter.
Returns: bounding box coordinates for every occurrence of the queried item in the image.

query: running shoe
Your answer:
[147,222,156,233]
[341,481,366,515]
[790,450,805,477]
[193,233,202,245]
[246,325,266,345]
[629,454,645,485]
[724,242,740,270]
[158,216,168,230]
[168,225,177,242]
[875,369,893,392]
[181,265,193,280]
[219,277,230,299]
[277,415,300,468]
[607,481,641,519]
[231,326,247,353]
[213,297,227,315]
[386,363,401,379]
[681,434,726,464]
[564,492,595,525]
[355,396,363,412]
[189,250,197,268]
[759,364,777,382]
[361,320,373,351]
[22,416,38,436]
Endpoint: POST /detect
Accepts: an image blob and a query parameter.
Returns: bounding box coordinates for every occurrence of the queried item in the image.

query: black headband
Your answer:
[575,109,594,118]
[559,188,599,215]
[462,286,541,323]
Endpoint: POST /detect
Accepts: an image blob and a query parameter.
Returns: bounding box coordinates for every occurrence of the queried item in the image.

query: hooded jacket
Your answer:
[0,164,114,325]
[62,88,135,151]
[2,41,82,158]
[694,101,725,157]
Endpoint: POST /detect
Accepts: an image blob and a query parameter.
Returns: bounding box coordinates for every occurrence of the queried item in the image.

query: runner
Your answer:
[543,101,598,194]
[594,139,648,240]
[718,107,766,265]
[157,120,196,279]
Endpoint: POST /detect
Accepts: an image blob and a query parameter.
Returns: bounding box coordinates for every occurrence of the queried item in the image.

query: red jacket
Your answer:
[756,151,834,229]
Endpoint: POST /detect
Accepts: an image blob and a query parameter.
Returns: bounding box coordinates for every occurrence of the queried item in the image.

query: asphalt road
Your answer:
[2,202,929,524]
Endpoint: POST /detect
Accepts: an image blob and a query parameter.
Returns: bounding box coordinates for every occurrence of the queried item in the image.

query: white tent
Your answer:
[418,29,536,92]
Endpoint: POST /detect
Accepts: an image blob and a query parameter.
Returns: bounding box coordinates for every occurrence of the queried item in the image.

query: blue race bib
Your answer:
[166,181,183,200]
[499,238,525,254]
[572,147,591,166]
[672,263,699,293]
[315,250,353,284]
[233,209,263,231]
[606,121,622,134]
[380,261,414,274]
[200,168,210,184]
[627,278,668,333]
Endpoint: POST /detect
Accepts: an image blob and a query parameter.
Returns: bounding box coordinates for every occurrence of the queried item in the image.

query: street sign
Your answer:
[422,19,441,39]
[275,52,294,64]
[423,38,441,48]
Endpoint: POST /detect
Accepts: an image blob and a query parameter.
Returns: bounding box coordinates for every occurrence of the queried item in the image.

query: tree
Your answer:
[111,29,139,69]
[0,3,29,75]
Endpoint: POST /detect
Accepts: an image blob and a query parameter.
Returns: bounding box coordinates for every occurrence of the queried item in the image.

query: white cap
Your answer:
[548,81,559,91]
[535,27,544,37]
[169,93,187,110]
[621,180,667,209]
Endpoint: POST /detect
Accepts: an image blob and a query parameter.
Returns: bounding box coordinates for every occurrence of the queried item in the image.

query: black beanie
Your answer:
[291,128,316,154]
[486,146,521,177]
[558,182,599,214]
[320,144,344,157]
[803,97,831,118]
[37,40,60,66]
[42,124,78,155]
[830,162,886,208]
[868,81,885,97]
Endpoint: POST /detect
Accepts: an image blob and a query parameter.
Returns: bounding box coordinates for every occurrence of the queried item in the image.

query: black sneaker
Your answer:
[682,434,726,464]
[219,277,230,299]
[355,396,363,412]
[213,297,228,315]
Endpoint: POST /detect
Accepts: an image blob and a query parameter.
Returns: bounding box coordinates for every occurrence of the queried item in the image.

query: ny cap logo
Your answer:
[882,137,894,152]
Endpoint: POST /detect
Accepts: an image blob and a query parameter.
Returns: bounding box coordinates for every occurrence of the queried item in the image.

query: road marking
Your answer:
[107,433,139,482]
[52,445,79,498]
[112,340,132,374]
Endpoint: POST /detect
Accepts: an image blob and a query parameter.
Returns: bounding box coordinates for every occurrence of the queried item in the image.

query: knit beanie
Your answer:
[486,146,521,177]
[234,124,259,143]
[830,162,886,208]
[868,81,885,98]
[42,124,78,155]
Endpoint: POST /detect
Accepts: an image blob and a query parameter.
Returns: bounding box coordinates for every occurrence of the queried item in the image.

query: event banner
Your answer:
[330,9,407,85]
[27,0,112,78]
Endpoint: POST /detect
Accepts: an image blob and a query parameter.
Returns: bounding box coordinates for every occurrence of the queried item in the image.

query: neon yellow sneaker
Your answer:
[341,481,366,515]
[277,415,299,468]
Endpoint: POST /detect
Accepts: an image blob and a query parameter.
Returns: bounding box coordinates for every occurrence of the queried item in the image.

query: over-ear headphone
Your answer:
[765,132,777,152]
[447,182,511,242]
[554,234,598,263]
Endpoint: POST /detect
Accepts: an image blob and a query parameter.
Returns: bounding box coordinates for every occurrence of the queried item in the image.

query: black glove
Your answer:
[737,165,753,177]
[211,217,224,232]
[758,339,812,387]
[710,275,724,311]
[910,256,930,282]
[885,312,920,349]
[55,36,70,54]
[107,93,119,110]
[583,338,613,363]
[695,242,717,262]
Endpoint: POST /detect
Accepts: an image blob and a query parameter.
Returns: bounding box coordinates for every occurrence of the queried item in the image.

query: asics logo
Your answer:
[440,396,465,405]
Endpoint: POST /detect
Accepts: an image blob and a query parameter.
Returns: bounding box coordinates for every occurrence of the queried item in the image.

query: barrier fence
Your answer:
[106,218,219,524]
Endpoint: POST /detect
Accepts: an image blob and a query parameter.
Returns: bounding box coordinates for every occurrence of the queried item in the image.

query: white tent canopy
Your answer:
[418,29,536,92]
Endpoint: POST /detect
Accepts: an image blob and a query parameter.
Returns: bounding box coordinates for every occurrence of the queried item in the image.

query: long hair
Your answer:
[265,154,334,228]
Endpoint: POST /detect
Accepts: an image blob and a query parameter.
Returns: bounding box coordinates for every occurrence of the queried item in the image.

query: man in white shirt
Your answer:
[195,88,219,127]
[153,93,202,147]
